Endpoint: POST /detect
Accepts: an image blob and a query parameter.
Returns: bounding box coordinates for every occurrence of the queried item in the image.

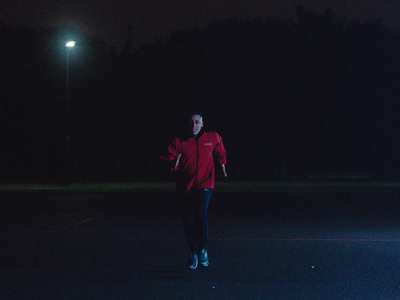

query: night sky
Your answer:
[1,0,400,50]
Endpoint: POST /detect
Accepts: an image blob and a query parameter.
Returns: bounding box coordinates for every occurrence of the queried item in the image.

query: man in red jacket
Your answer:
[161,111,227,269]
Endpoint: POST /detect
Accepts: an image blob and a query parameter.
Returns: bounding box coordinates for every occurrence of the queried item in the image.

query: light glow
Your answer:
[66,41,76,48]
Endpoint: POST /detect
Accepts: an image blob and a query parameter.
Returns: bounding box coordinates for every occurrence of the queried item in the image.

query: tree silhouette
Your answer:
[1,7,399,182]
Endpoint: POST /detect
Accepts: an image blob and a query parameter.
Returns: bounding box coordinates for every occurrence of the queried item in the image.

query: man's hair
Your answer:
[190,110,204,119]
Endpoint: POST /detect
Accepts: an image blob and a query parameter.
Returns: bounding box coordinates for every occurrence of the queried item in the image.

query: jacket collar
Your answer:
[194,128,204,140]
[183,128,204,141]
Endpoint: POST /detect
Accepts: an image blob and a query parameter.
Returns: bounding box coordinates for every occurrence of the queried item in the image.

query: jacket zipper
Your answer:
[193,138,199,184]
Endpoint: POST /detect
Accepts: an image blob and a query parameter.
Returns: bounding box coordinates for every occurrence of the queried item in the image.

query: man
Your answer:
[161,112,227,269]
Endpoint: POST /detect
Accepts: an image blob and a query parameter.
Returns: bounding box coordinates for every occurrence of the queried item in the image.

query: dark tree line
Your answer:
[1,7,400,182]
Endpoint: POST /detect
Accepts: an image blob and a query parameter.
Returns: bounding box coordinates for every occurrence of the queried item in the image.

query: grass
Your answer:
[1,181,400,193]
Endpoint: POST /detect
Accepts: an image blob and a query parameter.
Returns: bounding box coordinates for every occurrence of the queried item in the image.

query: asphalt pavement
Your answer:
[1,190,400,299]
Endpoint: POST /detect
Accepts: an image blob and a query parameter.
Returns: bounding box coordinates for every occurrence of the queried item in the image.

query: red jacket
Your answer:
[161,130,227,193]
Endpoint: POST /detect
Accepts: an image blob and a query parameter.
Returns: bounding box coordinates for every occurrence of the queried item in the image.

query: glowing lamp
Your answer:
[66,41,76,48]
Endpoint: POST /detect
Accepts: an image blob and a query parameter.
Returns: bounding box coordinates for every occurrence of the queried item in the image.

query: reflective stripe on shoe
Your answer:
[187,252,198,270]
[199,249,209,267]
[200,259,209,267]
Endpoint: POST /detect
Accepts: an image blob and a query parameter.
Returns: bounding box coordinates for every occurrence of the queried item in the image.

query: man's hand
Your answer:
[221,164,228,177]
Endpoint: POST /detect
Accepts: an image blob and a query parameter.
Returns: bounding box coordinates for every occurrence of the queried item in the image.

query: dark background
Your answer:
[1,6,399,183]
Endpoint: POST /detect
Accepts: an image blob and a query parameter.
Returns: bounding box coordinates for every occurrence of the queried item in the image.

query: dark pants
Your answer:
[178,189,213,251]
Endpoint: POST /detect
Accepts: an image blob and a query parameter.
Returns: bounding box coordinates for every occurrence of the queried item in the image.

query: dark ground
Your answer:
[1,190,400,299]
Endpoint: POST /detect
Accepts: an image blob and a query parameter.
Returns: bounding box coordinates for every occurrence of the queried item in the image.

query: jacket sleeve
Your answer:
[213,134,227,165]
[160,138,180,171]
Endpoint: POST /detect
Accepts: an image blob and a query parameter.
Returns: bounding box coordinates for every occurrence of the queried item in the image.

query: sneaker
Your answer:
[199,249,209,267]
[187,250,198,270]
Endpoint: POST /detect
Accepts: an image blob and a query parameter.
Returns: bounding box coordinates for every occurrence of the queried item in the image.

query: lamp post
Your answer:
[65,40,76,184]
[66,40,76,122]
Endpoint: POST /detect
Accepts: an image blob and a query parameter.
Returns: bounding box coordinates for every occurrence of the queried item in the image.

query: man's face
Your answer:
[190,114,204,136]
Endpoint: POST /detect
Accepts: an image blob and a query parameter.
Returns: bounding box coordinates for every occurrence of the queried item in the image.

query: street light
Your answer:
[66,41,76,48]
[65,40,76,184]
